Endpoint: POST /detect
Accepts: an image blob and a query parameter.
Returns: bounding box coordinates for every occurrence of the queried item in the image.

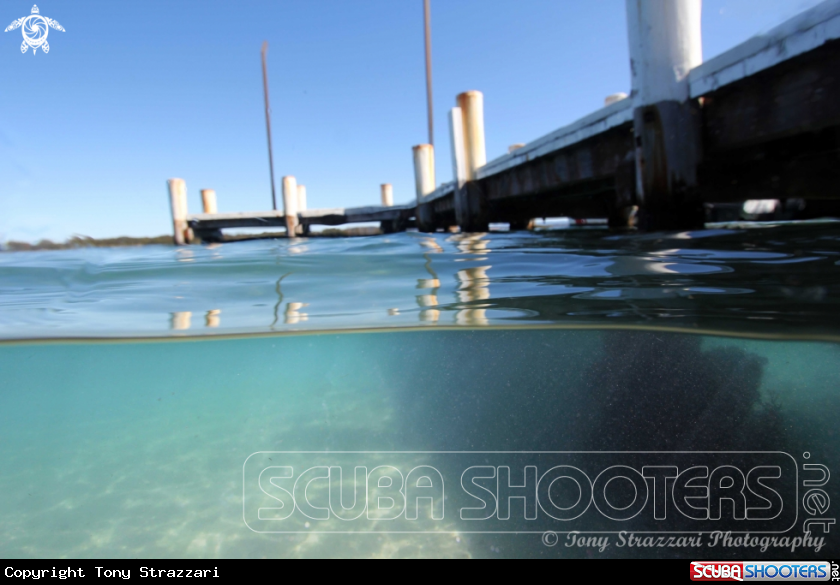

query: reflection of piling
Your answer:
[167,179,190,246]
[416,291,440,323]
[284,302,308,324]
[282,176,299,237]
[416,251,442,324]
[420,309,441,323]
[455,308,486,326]
[454,233,490,255]
[171,311,192,330]
[205,309,220,328]
[456,266,491,302]
[413,144,436,232]
[455,265,491,326]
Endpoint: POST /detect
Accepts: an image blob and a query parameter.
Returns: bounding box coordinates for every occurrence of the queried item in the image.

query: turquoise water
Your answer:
[0,224,839,558]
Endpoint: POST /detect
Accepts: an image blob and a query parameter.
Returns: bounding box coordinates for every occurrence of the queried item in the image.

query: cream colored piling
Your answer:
[453,91,488,232]
[412,145,436,199]
[200,189,218,214]
[297,184,307,212]
[167,178,189,246]
[412,144,436,231]
[456,91,486,181]
[381,184,394,207]
[449,107,467,188]
[282,176,299,237]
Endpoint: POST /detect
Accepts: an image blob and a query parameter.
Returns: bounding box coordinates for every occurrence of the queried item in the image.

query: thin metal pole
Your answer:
[261,41,278,211]
[423,0,434,147]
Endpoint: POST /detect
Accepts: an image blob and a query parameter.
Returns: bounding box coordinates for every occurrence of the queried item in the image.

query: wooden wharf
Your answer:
[169,0,840,244]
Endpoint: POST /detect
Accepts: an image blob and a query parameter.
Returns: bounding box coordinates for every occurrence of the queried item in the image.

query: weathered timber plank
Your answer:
[703,39,840,152]
[700,127,840,201]
[477,99,633,180]
[188,205,414,230]
[690,0,840,97]
[479,123,634,202]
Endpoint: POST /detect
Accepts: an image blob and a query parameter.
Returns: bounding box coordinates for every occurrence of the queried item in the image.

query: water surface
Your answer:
[1,223,838,558]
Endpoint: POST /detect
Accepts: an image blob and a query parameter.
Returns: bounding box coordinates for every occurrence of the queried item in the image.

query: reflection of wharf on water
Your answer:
[169,0,840,244]
[169,232,499,331]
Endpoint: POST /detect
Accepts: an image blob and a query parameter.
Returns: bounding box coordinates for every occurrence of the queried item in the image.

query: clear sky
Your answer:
[0,0,826,241]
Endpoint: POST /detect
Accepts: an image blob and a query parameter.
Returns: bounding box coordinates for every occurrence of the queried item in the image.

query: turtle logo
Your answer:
[4,5,64,55]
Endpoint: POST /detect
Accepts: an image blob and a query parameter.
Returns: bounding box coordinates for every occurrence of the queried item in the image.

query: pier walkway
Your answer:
[171,0,840,243]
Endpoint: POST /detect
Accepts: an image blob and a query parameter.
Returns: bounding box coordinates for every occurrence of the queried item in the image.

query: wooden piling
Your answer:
[201,189,218,214]
[167,178,189,246]
[412,144,437,232]
[381,184,394,207]
[455,91,489,232]
[626,0,704,229]
[282,176,299,237]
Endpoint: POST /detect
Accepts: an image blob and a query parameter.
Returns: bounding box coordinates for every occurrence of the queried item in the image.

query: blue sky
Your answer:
[0,0,826,241]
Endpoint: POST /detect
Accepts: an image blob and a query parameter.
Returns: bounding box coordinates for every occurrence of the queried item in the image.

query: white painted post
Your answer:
[412,144,436,231]
[449,107,467,188]
[167,178,188,245]
[627,0,701,105]
[456,91,487,181]
[413,144,436,198]
[297,184,307,212]
[626,0,704,228]
[282,176,299,237]
[381,183,394,207]
[201,189,218,214]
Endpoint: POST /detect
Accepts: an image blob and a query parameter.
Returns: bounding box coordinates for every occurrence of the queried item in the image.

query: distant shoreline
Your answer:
[0,227,385,251]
